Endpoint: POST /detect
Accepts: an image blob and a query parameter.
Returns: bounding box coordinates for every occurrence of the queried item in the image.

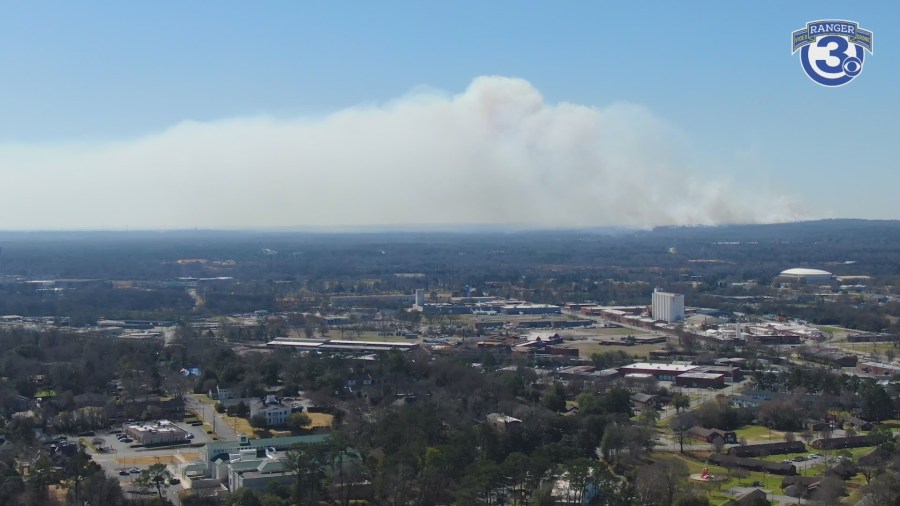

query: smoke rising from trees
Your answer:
[0,76,804,230]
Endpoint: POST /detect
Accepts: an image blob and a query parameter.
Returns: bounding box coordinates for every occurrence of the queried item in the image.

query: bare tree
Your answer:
[711,437,725,455]
[633,460,687,506]
[671,413,692,454]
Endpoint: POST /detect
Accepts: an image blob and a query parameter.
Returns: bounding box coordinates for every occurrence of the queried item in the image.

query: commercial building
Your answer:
[694,365,743,381]
[651,289,684,323]
[617,363,697,381]
[124,420,190,446]
[177,433,329,492]
[674,371,725,389]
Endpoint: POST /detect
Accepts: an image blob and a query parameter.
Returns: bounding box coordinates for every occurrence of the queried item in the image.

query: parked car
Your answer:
[751,481,761,487]
[129,467,141,474]
[793,456,805,462]
[185,434,195,439]
[118,470,129,476]
[169,478,180,485]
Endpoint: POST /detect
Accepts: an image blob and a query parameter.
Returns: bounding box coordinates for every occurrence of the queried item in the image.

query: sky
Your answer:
[0,2,897,230]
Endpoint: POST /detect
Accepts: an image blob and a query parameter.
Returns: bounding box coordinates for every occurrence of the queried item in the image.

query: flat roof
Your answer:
[677,372,725,380]
[620,363,698,373]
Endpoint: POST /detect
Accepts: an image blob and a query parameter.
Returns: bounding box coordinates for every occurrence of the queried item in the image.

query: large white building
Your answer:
[778,268,834,283]
[250,400,289,427]
[651,289,684,323]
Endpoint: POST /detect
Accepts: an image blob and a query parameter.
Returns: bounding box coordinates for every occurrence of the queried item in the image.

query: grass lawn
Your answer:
[733,425,785,442]
[566,327,646,337]
[564,341,661,359]
[222,414,255,436]
[196,395,216,405]
[653,452,762,506]
[816,325,850,338]
[306,412,334,428]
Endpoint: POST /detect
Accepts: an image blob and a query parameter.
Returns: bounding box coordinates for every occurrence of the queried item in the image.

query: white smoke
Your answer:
[0,76,804,230]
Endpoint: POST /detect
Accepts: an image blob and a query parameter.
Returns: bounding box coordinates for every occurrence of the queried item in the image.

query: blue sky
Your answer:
[0,2,897,229]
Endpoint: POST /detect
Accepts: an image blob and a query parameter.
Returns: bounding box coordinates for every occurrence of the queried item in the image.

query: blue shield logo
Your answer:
[792,20,873,87]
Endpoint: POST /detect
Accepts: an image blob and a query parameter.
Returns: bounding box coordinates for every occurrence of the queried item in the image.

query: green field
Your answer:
[563,341,662,359]
[733,425,786,442]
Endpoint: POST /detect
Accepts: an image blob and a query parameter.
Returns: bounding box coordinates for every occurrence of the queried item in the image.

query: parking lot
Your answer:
[87,420,209,486]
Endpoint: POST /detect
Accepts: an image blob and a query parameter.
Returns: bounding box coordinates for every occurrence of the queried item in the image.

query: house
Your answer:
[687,426,737,444]
[209,385,236,401]
[828,461,858,480]
[838,415,874,431]
[733,488,770,505]
[345,374,374,388]
[486,413,522,431]
[804,419,829,432]
[728,441,805,457]
[250,400,290,427]
[551,471,600,505]
[630,393,659,412]
[781,476,845,500]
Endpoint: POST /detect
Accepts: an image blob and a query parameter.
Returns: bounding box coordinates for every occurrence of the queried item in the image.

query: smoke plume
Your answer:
[0,76,804,230]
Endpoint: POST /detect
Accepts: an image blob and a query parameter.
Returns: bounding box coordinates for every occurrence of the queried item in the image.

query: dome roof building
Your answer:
[779,268,834,282]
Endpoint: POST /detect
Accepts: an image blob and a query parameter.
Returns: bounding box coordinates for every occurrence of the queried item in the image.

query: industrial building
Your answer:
[651,289,684,323]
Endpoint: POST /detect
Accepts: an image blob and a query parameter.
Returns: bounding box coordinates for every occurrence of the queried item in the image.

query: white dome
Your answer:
[780,268,833,277]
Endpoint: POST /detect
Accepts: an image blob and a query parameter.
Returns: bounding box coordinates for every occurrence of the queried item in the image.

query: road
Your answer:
[184,393,239,441]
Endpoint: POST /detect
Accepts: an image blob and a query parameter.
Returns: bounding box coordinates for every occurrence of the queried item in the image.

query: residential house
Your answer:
[250,400,289,427]
[687,426,737,444]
